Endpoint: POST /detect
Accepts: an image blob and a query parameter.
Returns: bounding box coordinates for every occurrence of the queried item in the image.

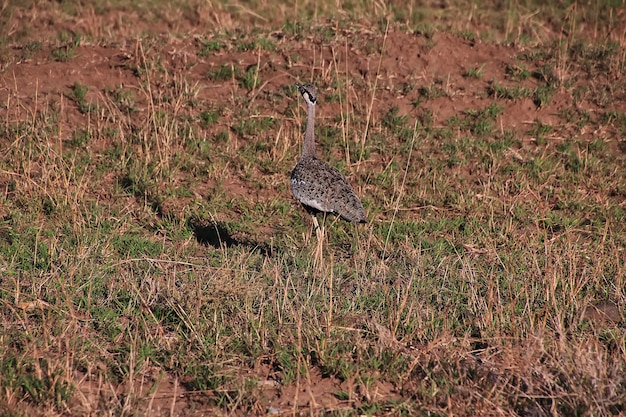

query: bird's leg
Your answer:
[312,215,325,267]
[303,220,313,246]
[312,215,322,241]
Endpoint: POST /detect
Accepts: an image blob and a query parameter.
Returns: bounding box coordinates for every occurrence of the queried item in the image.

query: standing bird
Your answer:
[291,83,366,227]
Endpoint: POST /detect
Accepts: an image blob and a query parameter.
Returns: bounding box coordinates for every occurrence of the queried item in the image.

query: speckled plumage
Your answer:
[291,83,366,223]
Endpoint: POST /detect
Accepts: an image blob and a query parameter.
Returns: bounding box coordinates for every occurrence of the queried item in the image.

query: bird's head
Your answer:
[295,83,317,105]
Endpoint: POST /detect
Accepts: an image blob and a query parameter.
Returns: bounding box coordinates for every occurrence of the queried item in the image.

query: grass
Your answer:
[488,81,532,100]
[0,0,625,416]
[51,31,81,62]
[464,64,485,79]
[67,82,96,114]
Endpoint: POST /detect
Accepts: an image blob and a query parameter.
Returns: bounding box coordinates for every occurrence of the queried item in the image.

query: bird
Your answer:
[290,83,366,228]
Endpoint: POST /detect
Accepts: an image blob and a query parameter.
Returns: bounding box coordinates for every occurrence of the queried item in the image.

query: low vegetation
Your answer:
[0,0,624,415]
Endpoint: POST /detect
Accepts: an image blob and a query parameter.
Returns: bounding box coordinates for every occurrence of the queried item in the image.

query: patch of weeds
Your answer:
[0,226,53,272]
[483,103,505,119]
[382,107,412,142]
[111,233,163,258]
[238,65,260,91]
[413,82,447,107]
[368,131,388,154]
[240,140,272,172]
[557,141,583,173]
[284,20,303,37]
[457,29,476,42]
[334,390,350,401]
[568,40,621,73]
[506,62,531,80]
[107,85,136,114]
[465,103,503,136]
[208,64,236,82]
[533,85,555,108]
[208,63,260,90]
[115,171,150,197]
[42,197,56,217]
[517,48,551,63]
[20,40,42,60]
[572,85,593,103]
[319,342,358,381]
[67,82,96,114]
[232,117,275,138]
[587,139,607,154]
[349,140,371,163]
[256,37,275,51]
[603,111,626,135]
[416,110,433,131]
[418,83,446,100]
[199,109,221,129]
[51,31,80,62]
[464,64,485,79]
[0,353,73,408]
[325,93,342,104]
[381,219,426,244]
[382,107,408,130]
[198,40,223,56]
[591,85,615,107]
[87,301,125,340]
[528,121,552,145]
[182,135,212,167]
[236,37,275,52]
[235,40,257,52]
[533,64,557,85]
[316,125,341,152]
[413,23,435,39]
[561,108,592,129]
[359,401,384,415]
[541,210,581,231]
[399,82,414,95]
[317,25,338,42]
[488,82,531,100]
[445,114,464,130]
[68,128,90,148]
[118,172,163,212]
[276,346,304,384]
[213,130,229,143]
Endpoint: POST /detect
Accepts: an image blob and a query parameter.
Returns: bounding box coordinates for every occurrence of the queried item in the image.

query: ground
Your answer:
[0,1,625,416]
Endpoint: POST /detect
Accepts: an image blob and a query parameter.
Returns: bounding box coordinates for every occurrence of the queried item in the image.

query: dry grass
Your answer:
[0,0,625,416]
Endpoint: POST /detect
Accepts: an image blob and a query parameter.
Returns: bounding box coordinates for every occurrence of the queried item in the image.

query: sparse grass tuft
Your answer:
[528,120,552,145]
[198,40,223,56]
[208,63,236,81]
[238,65,260,90]
[67,82,96,114]
[51,31,80,61]
[533,84,556,108]
[199,108,221,128]
[505,62,531,80]
[464,64,485,78]
[488,81,531,100]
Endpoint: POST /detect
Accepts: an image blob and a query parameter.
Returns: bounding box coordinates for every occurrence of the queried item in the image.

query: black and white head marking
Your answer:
[295,83,317,105]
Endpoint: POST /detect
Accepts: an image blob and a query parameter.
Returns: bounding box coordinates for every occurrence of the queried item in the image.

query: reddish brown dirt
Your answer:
[5,32,626,230]
[4,31,624,141]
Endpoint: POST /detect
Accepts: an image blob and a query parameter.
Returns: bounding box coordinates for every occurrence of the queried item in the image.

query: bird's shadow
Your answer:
[188,218,272,257]
[188,218,237,249]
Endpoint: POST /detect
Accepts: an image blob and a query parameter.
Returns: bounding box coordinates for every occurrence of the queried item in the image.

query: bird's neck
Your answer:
[302,103,316,158]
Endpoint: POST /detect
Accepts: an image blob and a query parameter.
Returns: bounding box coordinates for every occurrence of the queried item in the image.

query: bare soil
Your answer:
[4,29,625,207]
